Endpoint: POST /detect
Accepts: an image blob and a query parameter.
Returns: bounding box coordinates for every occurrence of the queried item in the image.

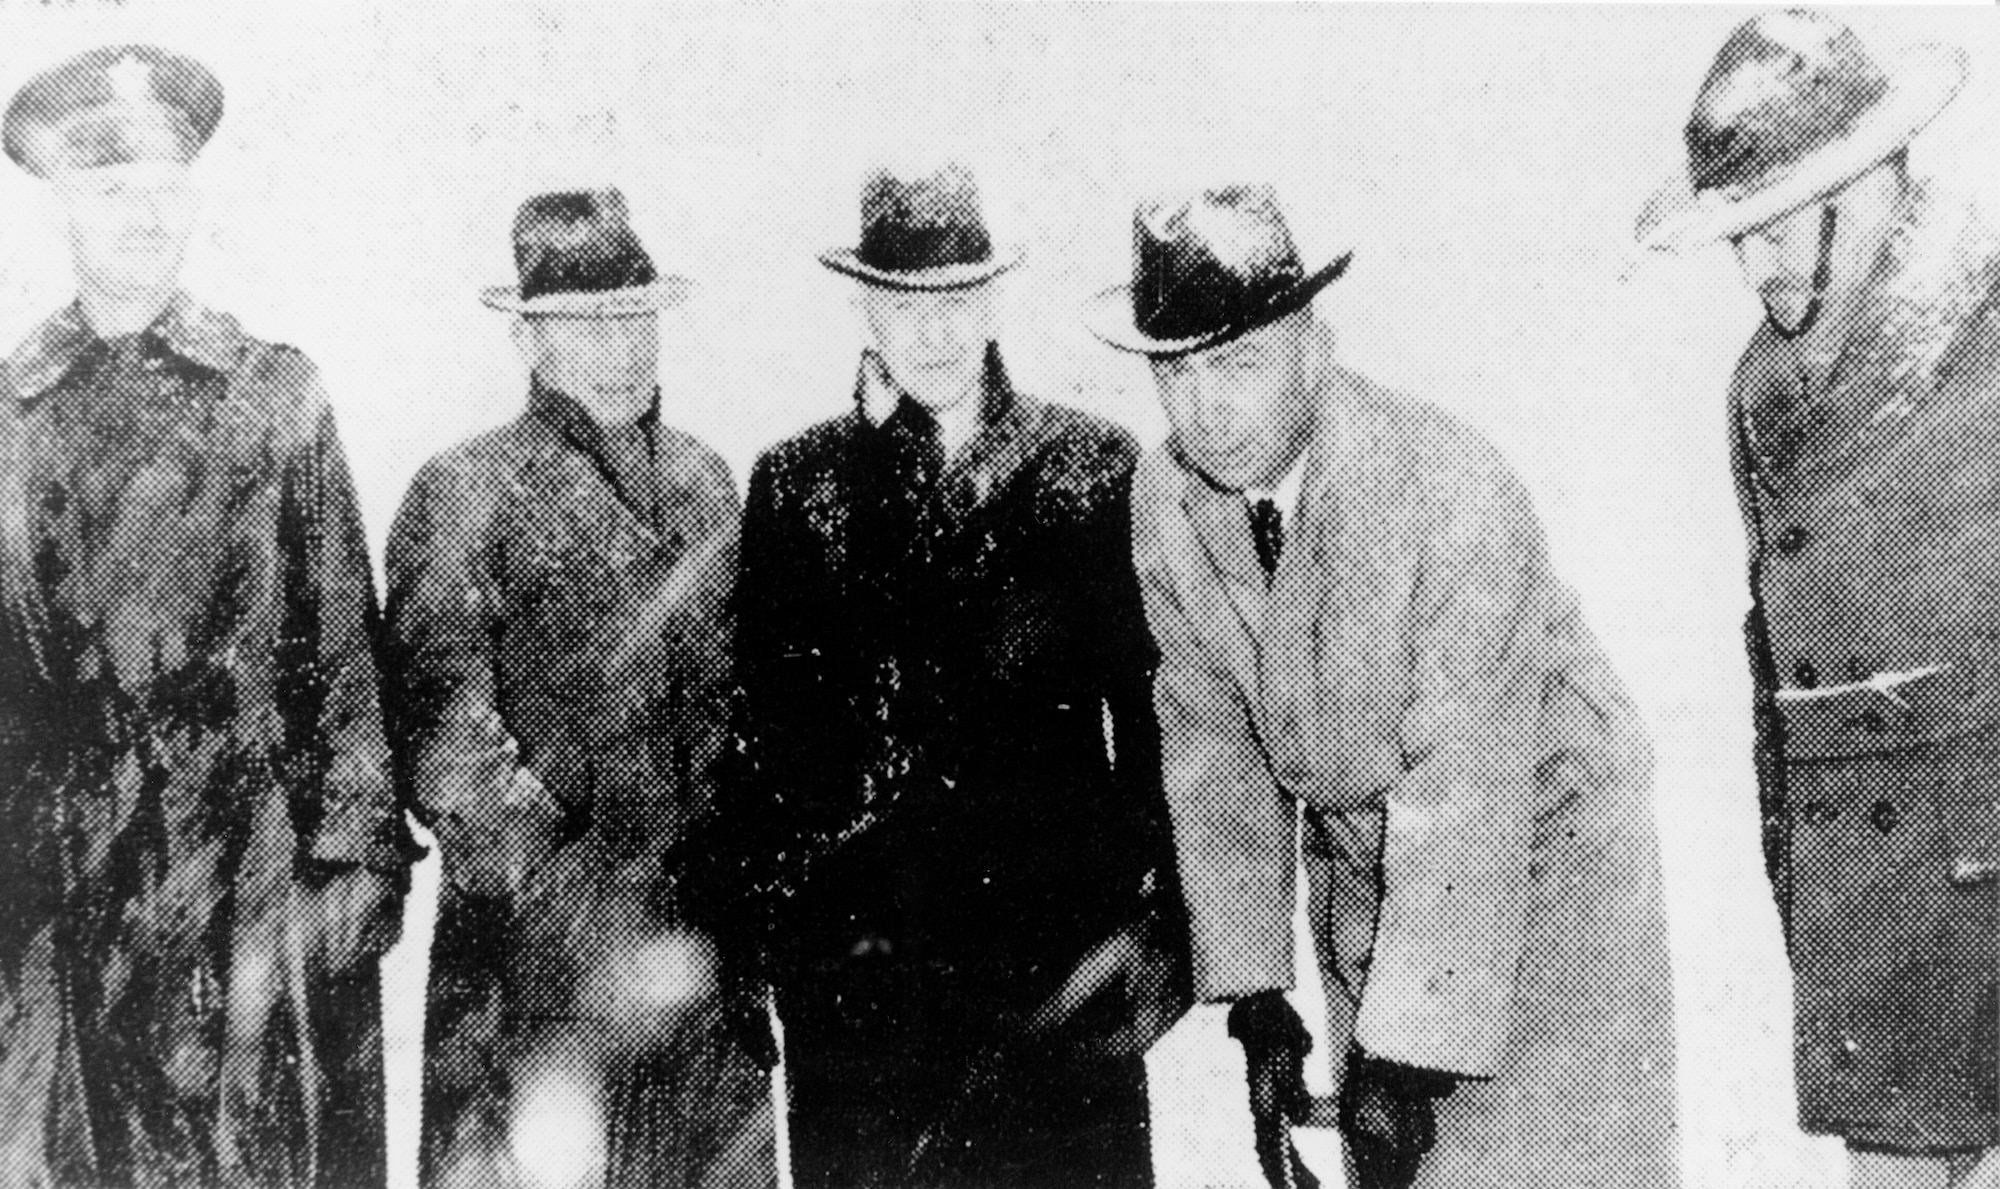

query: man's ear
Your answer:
[509,317,540,371]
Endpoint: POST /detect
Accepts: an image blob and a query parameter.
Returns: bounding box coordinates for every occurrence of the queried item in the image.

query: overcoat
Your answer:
[724,347,1182,1189]
[384,383,774,1189]
[1731,184,2000,1151]
[0,296,415,1189]
[1132,354,1680,1189]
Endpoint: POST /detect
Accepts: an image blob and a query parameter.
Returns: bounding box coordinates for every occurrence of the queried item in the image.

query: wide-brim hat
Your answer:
[5,44,224,178]
[820,161,1021,290]
[480,188,691,317]
[1637,12,1966,253]
[1084,184,1352,357]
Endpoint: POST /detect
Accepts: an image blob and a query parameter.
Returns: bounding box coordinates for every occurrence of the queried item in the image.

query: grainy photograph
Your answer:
[0,4,1992,1189]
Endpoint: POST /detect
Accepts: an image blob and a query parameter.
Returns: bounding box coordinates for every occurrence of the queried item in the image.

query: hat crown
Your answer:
[1684,11,1893,196]
[1131,185,1308,344]
[5,44,224,177]
[854,162,995,275]
[512,189,659,304]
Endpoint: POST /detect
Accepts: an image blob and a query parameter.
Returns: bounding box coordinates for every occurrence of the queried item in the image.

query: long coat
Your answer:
[384,383,774,1189]
[1132,355,1680,1189]
[0,296,415,1189]
[725,348,1181,1189]
[1731,184,2000,1151]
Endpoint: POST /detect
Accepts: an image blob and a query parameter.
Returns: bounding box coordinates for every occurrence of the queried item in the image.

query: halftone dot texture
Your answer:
[1730,177,2000,1153]
[3,44,223,177]
[381,374,772,1189]
[0,295,414,1186]
[1129,364,1683,1189]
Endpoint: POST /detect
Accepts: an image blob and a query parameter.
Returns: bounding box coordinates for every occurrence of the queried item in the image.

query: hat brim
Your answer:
[818,246,1022,290]
[1636,44,1966,254]
[479,277,693,316]
[1082,252,1353,357]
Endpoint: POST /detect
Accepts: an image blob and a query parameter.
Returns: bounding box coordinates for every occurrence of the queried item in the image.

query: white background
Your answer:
[2,4,1996,1187]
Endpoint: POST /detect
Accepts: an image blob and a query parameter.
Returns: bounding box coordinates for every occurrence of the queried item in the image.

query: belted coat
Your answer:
[384,384,774,1189]
[0,296,415,1189]
[1731,184,2000,1151]
[1132,357,1680,1189]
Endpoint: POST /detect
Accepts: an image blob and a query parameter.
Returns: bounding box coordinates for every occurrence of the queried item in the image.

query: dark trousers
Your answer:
[777,952,1154,1189]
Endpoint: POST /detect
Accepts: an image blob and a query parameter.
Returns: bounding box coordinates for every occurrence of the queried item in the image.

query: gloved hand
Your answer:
[1337,1043,1458,1189]
[1227,991,1319,1189]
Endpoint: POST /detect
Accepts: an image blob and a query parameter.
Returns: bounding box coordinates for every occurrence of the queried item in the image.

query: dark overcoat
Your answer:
[1732,185,2000,1150]
[384,383,774,1189]
[723,348,1181,1189]
[0,296,415,1189]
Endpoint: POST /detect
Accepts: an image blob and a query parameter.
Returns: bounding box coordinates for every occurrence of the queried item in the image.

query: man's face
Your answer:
[1149,313,1317,491]
[518,313,661,425]
[1731,200,1832,333]
[857,284,997,412]
[54,162,199,299]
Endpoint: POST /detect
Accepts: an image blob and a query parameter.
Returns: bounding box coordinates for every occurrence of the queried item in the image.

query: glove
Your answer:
[1337,1044,1458,1189]
[1227,991,1319,1189]
[301,865,404,976]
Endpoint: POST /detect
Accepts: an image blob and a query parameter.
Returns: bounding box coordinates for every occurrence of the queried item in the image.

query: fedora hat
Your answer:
[5,44,224,178]
[819,162,1021,290]
[1637,10,1966,253]
[481,188,691,316]
[1083,184,1351,357]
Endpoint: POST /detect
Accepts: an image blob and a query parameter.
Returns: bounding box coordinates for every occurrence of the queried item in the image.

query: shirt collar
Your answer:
[6,292,245,400]
[1244,445,1310,523]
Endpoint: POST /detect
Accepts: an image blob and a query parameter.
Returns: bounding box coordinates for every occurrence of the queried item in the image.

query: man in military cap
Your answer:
[716,161,1186,1189]
[1638,11,1998,1188]
[1093,185,1678,1189]
[0,44,416,1188]
[385,189,775,1189]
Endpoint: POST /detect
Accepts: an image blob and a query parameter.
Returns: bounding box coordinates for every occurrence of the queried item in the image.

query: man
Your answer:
[718,161,1186,1189]
[0,44,416,1189]
[1091,185,1679,1189]
[1638,11,1998,1188]
[383,189,775,1189]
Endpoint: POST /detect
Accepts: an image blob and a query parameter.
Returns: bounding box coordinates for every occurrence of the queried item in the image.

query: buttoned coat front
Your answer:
[384,387,773,1189]
[1133,359,1679,1189]
[1731,185,2000,1151]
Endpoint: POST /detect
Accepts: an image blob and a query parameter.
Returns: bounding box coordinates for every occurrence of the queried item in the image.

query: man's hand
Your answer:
[301,865,404,976]
[1227,991,1319,1189]
[1337,1044,1458,1189]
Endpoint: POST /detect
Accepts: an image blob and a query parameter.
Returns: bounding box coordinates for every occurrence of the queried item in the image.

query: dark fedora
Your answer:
[5,44,224,178]
[1083,184,1351,357]
[1637,10,1966,253]
[481,188,691,316]
[819,161,1022,290]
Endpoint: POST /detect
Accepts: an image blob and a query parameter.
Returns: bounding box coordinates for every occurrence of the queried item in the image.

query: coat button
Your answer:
[1801,800,1839,826]
[1792,660,1819,689]
[1855,709,1888,735]
[1869,800,1900,833]
[1775,526,1811,554]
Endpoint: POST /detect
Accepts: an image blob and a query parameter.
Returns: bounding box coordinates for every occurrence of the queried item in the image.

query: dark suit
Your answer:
[724,347,1180,1189]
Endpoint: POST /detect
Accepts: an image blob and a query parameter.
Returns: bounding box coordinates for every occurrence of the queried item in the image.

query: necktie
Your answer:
[1248,496,1284,581]
[602,422,657,526]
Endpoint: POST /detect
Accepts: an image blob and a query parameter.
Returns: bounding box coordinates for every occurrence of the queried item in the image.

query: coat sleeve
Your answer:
[271,350,417,876]
[1352,446,1544,1079]
[1134,498,1298,1003]
[383,453,564,899]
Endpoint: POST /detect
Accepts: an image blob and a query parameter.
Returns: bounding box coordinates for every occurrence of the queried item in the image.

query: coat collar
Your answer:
[850,342,1044,504]
[1740,183,2000,482]
[6,292,245,401]
[528,376,660,460]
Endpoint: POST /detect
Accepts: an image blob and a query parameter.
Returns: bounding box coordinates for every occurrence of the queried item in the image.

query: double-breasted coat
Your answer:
[384,383,774,1189]
[0,296,416,1189]
[1132,354,1680,1189]
[1731,184,2000,1151]
[723,347,1182,1189]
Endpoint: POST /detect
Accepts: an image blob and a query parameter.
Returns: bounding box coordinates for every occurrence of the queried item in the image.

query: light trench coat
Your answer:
[1131,357,1680,1188]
